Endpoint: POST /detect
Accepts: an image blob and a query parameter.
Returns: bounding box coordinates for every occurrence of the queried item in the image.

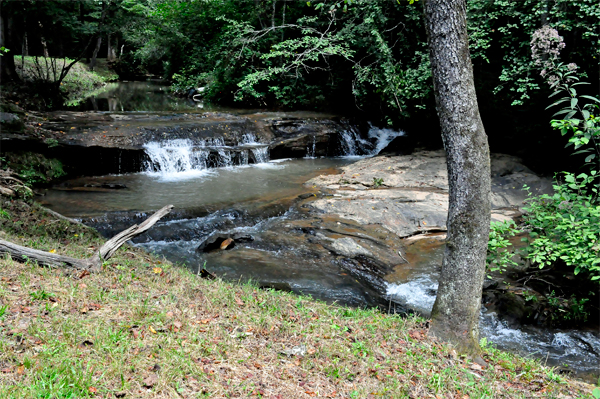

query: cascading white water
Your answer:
[144,139,210,175]
[143,134,271,178]
[251,147,270,163]
[339,128,371,156]
[241,132,270,163]
[239,150,249,165]
[339,124,405,157]
[368,126,405,156]
[241,133,259,144]
[305,136,317,159]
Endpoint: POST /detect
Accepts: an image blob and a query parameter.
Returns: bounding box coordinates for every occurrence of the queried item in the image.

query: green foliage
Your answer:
[44,138,59,148]
[521,172,600,281]
[546,290,591,323]
[486,220,519,274]
[30,289,55,301]
[15,56,117,103]
[6,152,67,187]
[546,69,600,170]
[468,0,600,107]
[372,177,384,188]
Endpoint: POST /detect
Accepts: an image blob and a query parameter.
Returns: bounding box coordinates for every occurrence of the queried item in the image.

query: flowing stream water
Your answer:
[40,82,599,382]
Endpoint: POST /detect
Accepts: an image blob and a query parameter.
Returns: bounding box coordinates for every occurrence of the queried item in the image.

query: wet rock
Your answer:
[482,277,498,290]
[259,282,293,292]
[196,232,254,253]
[306,150,553,238]
[320,236,373,258]
[83,183,127,190]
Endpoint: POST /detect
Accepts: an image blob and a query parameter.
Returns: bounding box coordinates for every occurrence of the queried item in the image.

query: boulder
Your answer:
[0,112,24,133]
[305,150,553,238]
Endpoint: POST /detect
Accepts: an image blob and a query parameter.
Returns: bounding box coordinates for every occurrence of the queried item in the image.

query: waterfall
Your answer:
[241,132,270,164]
[339,124,405,157]
[239,150,249,165]
[250,147,270,164]
[144,139,210,175]
[368,126,405,156]
[241,133,259,144]
[305,135,317,159]
[143,134,271,178]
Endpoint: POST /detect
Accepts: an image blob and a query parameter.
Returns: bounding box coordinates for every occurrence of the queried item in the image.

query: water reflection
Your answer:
[67,81,226,113]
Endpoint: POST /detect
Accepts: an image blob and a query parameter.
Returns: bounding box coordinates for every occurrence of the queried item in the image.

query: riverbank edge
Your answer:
[0,200,595,398]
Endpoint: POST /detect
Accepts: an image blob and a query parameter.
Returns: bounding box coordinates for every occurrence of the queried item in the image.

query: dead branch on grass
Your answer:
[0,204,173,271]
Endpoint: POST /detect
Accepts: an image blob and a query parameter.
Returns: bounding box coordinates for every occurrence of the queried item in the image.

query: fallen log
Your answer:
[0,204,174,271]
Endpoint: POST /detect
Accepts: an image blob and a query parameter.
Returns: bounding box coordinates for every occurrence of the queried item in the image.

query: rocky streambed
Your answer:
[5,80,596,380]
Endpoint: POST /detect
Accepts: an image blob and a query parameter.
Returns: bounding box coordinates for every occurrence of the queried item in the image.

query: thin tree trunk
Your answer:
[0,14,21,83]
[38,21,49,57]
[90,1,109,71]
[22,30,28,56]
[423,0,491,356]
[254,0,266,29]
[272,0,276,28]
[281,0,286,41]
[107,32,116,61]
[90,36,102,71]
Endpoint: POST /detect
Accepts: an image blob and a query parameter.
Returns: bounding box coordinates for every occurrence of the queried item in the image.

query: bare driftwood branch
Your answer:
[99,205,173,260]
[39,206,94,229]
[0,205,173,271]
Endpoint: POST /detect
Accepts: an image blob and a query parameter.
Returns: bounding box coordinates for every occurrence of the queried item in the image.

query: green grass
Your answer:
[0,200,596,398]
[14,56,118,104]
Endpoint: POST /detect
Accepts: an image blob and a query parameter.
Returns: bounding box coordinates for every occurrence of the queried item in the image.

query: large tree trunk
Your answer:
[423,0,491,356]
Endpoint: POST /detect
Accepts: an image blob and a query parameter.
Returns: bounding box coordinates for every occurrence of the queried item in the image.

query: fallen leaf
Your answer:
[49,249,56,254]
[220,238,234,250]
[470,363,483,371]
[153,267,162,274]
[235,297,245,306]
[143,374,158,388]
[17,365,24,375]
[149,326,157,334]
[88,386,97,393]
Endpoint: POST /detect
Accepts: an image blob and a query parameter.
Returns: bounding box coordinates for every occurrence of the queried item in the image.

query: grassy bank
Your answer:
[0,200,595,398]
[14,56,118,107]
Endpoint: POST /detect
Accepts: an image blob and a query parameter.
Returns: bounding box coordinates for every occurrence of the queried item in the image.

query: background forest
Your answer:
[1,0,599,171]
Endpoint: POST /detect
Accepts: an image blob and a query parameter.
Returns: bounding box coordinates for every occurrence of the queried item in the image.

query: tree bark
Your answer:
[38,21,49,57]
[423,0,491,355]
[90,1,109,71]
[0,14,21,83]
[90,36,102,71]
[0,205,173,272]
[107,33,116,61]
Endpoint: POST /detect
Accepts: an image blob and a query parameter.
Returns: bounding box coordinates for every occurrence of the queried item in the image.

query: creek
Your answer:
[38,82,599,382]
